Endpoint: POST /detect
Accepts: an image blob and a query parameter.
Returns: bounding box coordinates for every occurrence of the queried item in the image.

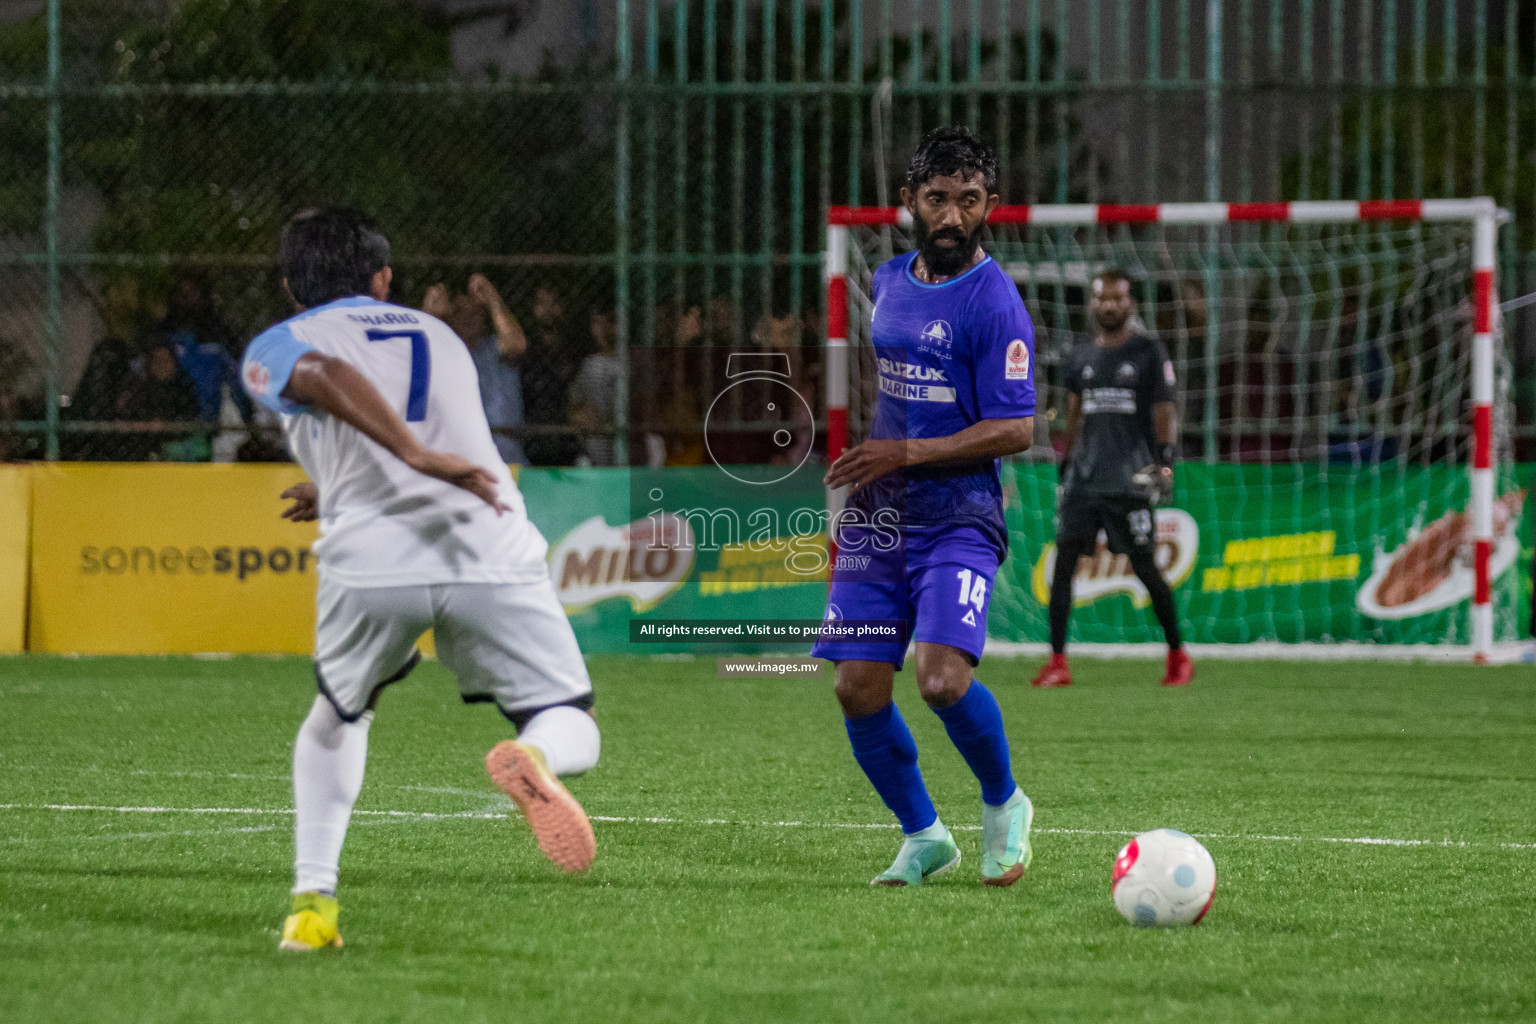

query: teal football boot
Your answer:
[872,823,961,886]
[980,787,1033,886]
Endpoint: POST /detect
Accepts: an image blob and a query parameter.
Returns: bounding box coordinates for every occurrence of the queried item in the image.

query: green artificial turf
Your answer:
[2,654,1534,1023]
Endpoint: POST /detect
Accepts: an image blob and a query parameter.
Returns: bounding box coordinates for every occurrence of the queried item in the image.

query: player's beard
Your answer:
[912,211,983,278]
[1094,307,1129,333]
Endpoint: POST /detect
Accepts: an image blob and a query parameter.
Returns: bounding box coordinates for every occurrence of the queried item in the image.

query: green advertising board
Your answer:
[518,463,1531,652]
[993,462,1531,647]
[518,466,828,653]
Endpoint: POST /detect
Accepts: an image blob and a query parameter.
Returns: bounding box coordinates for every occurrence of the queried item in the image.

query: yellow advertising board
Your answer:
[0,465,31,653]
[28,464,320,654]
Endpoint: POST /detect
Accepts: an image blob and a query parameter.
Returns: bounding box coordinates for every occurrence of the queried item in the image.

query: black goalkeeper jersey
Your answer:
[1061,333,1176,498]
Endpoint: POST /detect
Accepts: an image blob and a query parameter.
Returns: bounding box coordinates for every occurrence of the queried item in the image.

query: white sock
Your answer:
[906,819,949,842]
[292,694,372,895]
[517,705,600,777]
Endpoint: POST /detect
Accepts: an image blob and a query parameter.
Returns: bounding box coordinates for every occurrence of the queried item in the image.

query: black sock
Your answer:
[1130,548,1181,650]
[1049,540,1085,654]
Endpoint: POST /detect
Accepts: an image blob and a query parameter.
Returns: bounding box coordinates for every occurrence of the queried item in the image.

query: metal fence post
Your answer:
[1201,0,1221,462]
[614,0,632,466]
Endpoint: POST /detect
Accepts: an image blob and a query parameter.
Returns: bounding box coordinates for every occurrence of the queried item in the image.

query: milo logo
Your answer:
[550,514,695,612]
[1031,509,1200,608]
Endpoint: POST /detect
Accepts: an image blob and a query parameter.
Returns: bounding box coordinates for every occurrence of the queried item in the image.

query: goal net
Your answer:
[826,201,1517,657]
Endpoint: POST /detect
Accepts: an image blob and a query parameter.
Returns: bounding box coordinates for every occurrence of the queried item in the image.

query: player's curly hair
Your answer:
[280,207,391,308]
[904,125,998,193]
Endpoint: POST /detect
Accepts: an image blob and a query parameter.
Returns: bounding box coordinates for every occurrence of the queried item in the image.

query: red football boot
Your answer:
[1161,648,1194,686]
[1031,653,1072,688]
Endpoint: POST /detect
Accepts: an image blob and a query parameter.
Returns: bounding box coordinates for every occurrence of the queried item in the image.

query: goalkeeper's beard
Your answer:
[1094,308,1130,334]
[913,214,984,278]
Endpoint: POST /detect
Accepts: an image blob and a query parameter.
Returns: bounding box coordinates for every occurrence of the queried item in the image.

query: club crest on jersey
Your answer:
[242,360,271,396]
[1081,364,1095,381]
[1116,361,1137,382]
[1006,339,1031,380]
[918,319,954,351]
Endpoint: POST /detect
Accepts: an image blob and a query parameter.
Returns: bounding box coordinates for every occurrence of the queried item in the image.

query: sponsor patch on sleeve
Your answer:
[1005,339,1031,380]
[243,359,272,397]
[1163,360,1176,385]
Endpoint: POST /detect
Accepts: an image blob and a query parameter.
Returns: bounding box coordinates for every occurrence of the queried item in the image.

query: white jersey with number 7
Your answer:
[240,295,549,588]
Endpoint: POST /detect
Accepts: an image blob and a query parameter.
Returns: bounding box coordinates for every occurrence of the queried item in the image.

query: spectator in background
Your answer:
[66,277,144,459]
[705,295,737,345]
[636,302,706,467]
[750,309,803,361]
[65,338,135,459]
[1327,295,1397,464]
[68,337,136,423]
[125,343,202,461]
[519,283,586,466]
[570,304,622,466]
[424,273,528,465]
[155,272,251,429]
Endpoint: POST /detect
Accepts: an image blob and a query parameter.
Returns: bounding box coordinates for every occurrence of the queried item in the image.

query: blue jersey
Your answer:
[848,250,1036,553]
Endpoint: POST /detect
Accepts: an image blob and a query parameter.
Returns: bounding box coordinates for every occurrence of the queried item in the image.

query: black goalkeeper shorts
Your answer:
[1057,492,1155,555]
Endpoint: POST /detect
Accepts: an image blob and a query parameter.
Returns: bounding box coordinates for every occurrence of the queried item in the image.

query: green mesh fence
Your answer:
[0,0,1534,466]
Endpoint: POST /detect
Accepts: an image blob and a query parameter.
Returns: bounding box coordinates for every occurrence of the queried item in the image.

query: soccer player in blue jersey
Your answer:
[811,127,1036,887]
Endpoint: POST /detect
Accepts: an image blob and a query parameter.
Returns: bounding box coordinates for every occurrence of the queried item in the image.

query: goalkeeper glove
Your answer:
[1132,444,1176,506]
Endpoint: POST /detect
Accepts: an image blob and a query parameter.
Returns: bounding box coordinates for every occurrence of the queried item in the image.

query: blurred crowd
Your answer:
[419,274,822,471]
[0,270,825,470]
[0,264,1464,470]
[31,273,277,463]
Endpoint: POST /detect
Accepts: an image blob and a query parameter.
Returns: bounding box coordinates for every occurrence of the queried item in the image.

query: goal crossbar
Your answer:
[824,199,1503,659]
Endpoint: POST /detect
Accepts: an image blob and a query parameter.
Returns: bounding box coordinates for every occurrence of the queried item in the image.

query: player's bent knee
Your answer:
[834,679,885,718]
[514,700,600,777]
[916,672,968,708]
[505,692,595,732]
[833,662,895,719]
[912,643,973,708]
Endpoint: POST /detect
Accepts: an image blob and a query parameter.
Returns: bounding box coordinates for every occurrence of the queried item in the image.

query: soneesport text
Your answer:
[80,545,314,581]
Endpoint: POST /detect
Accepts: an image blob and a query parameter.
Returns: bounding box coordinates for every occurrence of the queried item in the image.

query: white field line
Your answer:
[0,803,1533,851]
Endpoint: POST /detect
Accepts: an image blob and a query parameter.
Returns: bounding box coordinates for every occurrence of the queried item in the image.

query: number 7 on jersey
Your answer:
[365,328,431,422]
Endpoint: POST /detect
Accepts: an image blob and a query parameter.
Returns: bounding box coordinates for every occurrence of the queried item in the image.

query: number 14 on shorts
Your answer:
[956,569,988,627]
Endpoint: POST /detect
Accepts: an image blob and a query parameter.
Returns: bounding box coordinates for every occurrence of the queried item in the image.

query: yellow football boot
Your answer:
[278,891,343,951]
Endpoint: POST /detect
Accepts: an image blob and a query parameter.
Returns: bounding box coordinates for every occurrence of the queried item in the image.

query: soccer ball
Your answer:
[1111,829,1216,927]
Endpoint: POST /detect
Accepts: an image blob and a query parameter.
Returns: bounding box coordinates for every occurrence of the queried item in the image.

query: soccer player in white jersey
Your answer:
[240,208,601,952]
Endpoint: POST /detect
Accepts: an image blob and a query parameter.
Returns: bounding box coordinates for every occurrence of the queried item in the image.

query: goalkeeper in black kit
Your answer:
[1032,268,1193,688]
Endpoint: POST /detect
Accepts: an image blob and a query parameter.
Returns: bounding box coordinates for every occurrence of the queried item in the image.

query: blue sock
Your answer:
[844,703,938,834]
[931,681,1016,806]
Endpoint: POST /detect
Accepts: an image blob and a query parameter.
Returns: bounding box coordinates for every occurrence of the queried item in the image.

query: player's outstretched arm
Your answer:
[825,417,1033,493]
[282,352,510,514]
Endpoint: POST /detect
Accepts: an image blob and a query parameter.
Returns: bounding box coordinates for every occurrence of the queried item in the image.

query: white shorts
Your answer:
[313,574,592,724]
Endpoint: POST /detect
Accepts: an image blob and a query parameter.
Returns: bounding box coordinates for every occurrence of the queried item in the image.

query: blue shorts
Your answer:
[810,523,1001,669]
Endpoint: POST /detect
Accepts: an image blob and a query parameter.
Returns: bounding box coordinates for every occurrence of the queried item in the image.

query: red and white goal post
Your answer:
[824,198,1507,660]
